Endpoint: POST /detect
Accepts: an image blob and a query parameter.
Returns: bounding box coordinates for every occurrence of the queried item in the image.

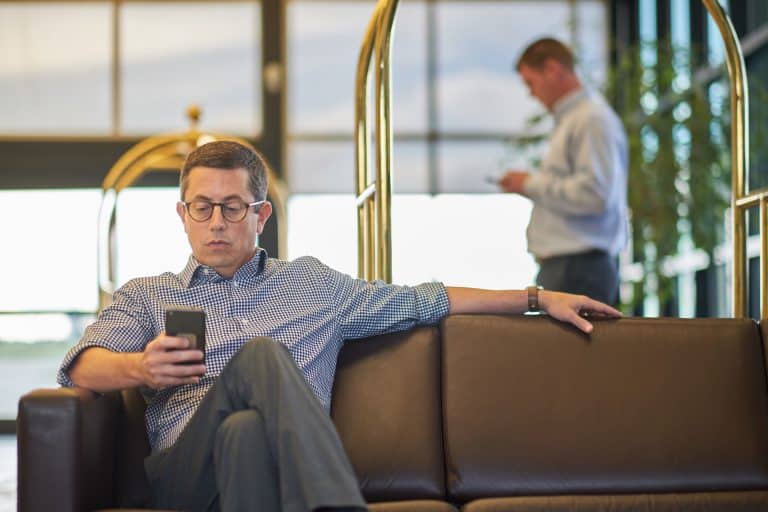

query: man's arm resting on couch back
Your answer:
[444,287,621,334]
[69,287,619,392]
[68,334,206,392]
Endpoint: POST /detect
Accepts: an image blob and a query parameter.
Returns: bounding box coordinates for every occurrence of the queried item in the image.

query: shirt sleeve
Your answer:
[319,260,450,340]
[524,110,626,216]
[57,280,156,387]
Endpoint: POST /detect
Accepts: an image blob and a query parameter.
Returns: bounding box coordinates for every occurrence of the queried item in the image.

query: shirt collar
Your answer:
[178,249,268,288]
[552,87,589,123]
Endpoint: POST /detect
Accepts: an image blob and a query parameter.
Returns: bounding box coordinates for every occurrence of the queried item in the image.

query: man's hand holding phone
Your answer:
[138,307,207,389]
[139,334,206,389]
[498,170,531,195]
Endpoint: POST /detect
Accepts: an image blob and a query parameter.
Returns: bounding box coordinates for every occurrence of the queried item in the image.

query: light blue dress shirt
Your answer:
[523,88,628,259]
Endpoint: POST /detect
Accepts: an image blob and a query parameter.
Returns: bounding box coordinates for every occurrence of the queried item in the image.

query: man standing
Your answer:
[59,140,620,512]
[499,37,628,305]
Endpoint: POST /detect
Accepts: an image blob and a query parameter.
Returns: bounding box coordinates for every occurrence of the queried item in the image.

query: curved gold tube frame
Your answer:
[97,131,288,311]
[702,0,750,317]
[355,0,399,282]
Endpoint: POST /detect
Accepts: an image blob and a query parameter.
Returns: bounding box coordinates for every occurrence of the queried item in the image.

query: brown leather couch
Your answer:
[17,315,768,511]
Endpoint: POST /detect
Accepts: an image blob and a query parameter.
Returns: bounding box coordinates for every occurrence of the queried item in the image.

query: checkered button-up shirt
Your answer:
[58,250,449,452]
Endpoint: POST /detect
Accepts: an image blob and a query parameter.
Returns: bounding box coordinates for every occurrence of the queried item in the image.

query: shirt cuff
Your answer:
[413,282,450,325]
[523,173,546,201]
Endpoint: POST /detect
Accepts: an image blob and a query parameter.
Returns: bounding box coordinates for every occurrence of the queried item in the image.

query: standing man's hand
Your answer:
[498,170,531,195]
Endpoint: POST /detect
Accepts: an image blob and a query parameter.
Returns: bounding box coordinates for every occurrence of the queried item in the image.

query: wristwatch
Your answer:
[527,285,543,312]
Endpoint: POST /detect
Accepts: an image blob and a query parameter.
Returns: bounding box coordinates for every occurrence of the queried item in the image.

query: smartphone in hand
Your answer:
[165,307,206,364]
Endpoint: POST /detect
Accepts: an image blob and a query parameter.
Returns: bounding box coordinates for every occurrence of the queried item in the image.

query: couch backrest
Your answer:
[331,326,446,503]
[441,315,768,503]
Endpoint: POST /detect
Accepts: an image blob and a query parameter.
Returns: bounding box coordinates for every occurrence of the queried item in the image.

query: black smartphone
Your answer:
[165,307,206,364]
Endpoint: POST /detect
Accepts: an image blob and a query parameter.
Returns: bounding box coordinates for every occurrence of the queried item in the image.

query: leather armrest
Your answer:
[18,387,121,512]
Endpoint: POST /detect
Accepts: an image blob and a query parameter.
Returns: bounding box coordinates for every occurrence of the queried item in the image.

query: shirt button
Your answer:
[232,281,239,287]
[241,319,249,325]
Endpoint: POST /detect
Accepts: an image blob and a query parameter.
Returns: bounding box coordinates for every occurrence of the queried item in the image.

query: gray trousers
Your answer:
[536,249,619,305]
[144,337,367,512]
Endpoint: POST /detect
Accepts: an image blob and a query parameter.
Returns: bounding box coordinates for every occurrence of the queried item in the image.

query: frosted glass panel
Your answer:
[436,140,548,193]
[436,1,573,133]
[0,3,111,134]
[121,2,261,135]
[0,313,92,419]
[288,141,428,193]
[575,0,608,86]
[288,1,427,133]
[0,190,100,312]
[287,193,536,288]
[115,188,191,285]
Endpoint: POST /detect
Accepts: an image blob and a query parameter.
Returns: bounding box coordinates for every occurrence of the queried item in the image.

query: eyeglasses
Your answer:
[183,199,265,223]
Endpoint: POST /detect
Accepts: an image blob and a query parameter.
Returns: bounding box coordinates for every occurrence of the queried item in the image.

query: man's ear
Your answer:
[542,58,560,76]
[255,201,273,235]
[544,58,570,80]
[176,201,188,231]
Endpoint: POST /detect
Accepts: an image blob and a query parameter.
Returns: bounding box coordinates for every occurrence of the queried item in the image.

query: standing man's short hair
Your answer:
[180,140,269,202]
[516,37,575,72]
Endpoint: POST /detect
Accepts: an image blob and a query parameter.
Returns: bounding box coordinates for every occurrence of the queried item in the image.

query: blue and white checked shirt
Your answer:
[58,250,449,452]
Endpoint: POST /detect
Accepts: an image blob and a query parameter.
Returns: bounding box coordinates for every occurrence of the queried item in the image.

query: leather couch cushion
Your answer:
[442,315,768,502]
[461,491,768,511]
[332,327,445,502]
[369,500,458,511]
[96,509,177,512]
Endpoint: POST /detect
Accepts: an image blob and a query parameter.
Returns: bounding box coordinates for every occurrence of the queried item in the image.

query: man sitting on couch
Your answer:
[57,140,620,512]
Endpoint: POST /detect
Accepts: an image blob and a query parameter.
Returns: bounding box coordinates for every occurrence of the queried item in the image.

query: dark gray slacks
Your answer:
[144,337,367,512]
[536,249,619,306]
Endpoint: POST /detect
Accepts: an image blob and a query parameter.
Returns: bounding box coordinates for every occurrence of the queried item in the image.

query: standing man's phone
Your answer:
[165,307,206,364]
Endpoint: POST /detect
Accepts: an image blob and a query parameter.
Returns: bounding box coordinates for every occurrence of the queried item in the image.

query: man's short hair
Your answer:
[515,37,575,72]
[180,140,269,201]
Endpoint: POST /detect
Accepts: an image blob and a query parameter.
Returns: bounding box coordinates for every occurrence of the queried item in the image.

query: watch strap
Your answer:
[527,285,541,312]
